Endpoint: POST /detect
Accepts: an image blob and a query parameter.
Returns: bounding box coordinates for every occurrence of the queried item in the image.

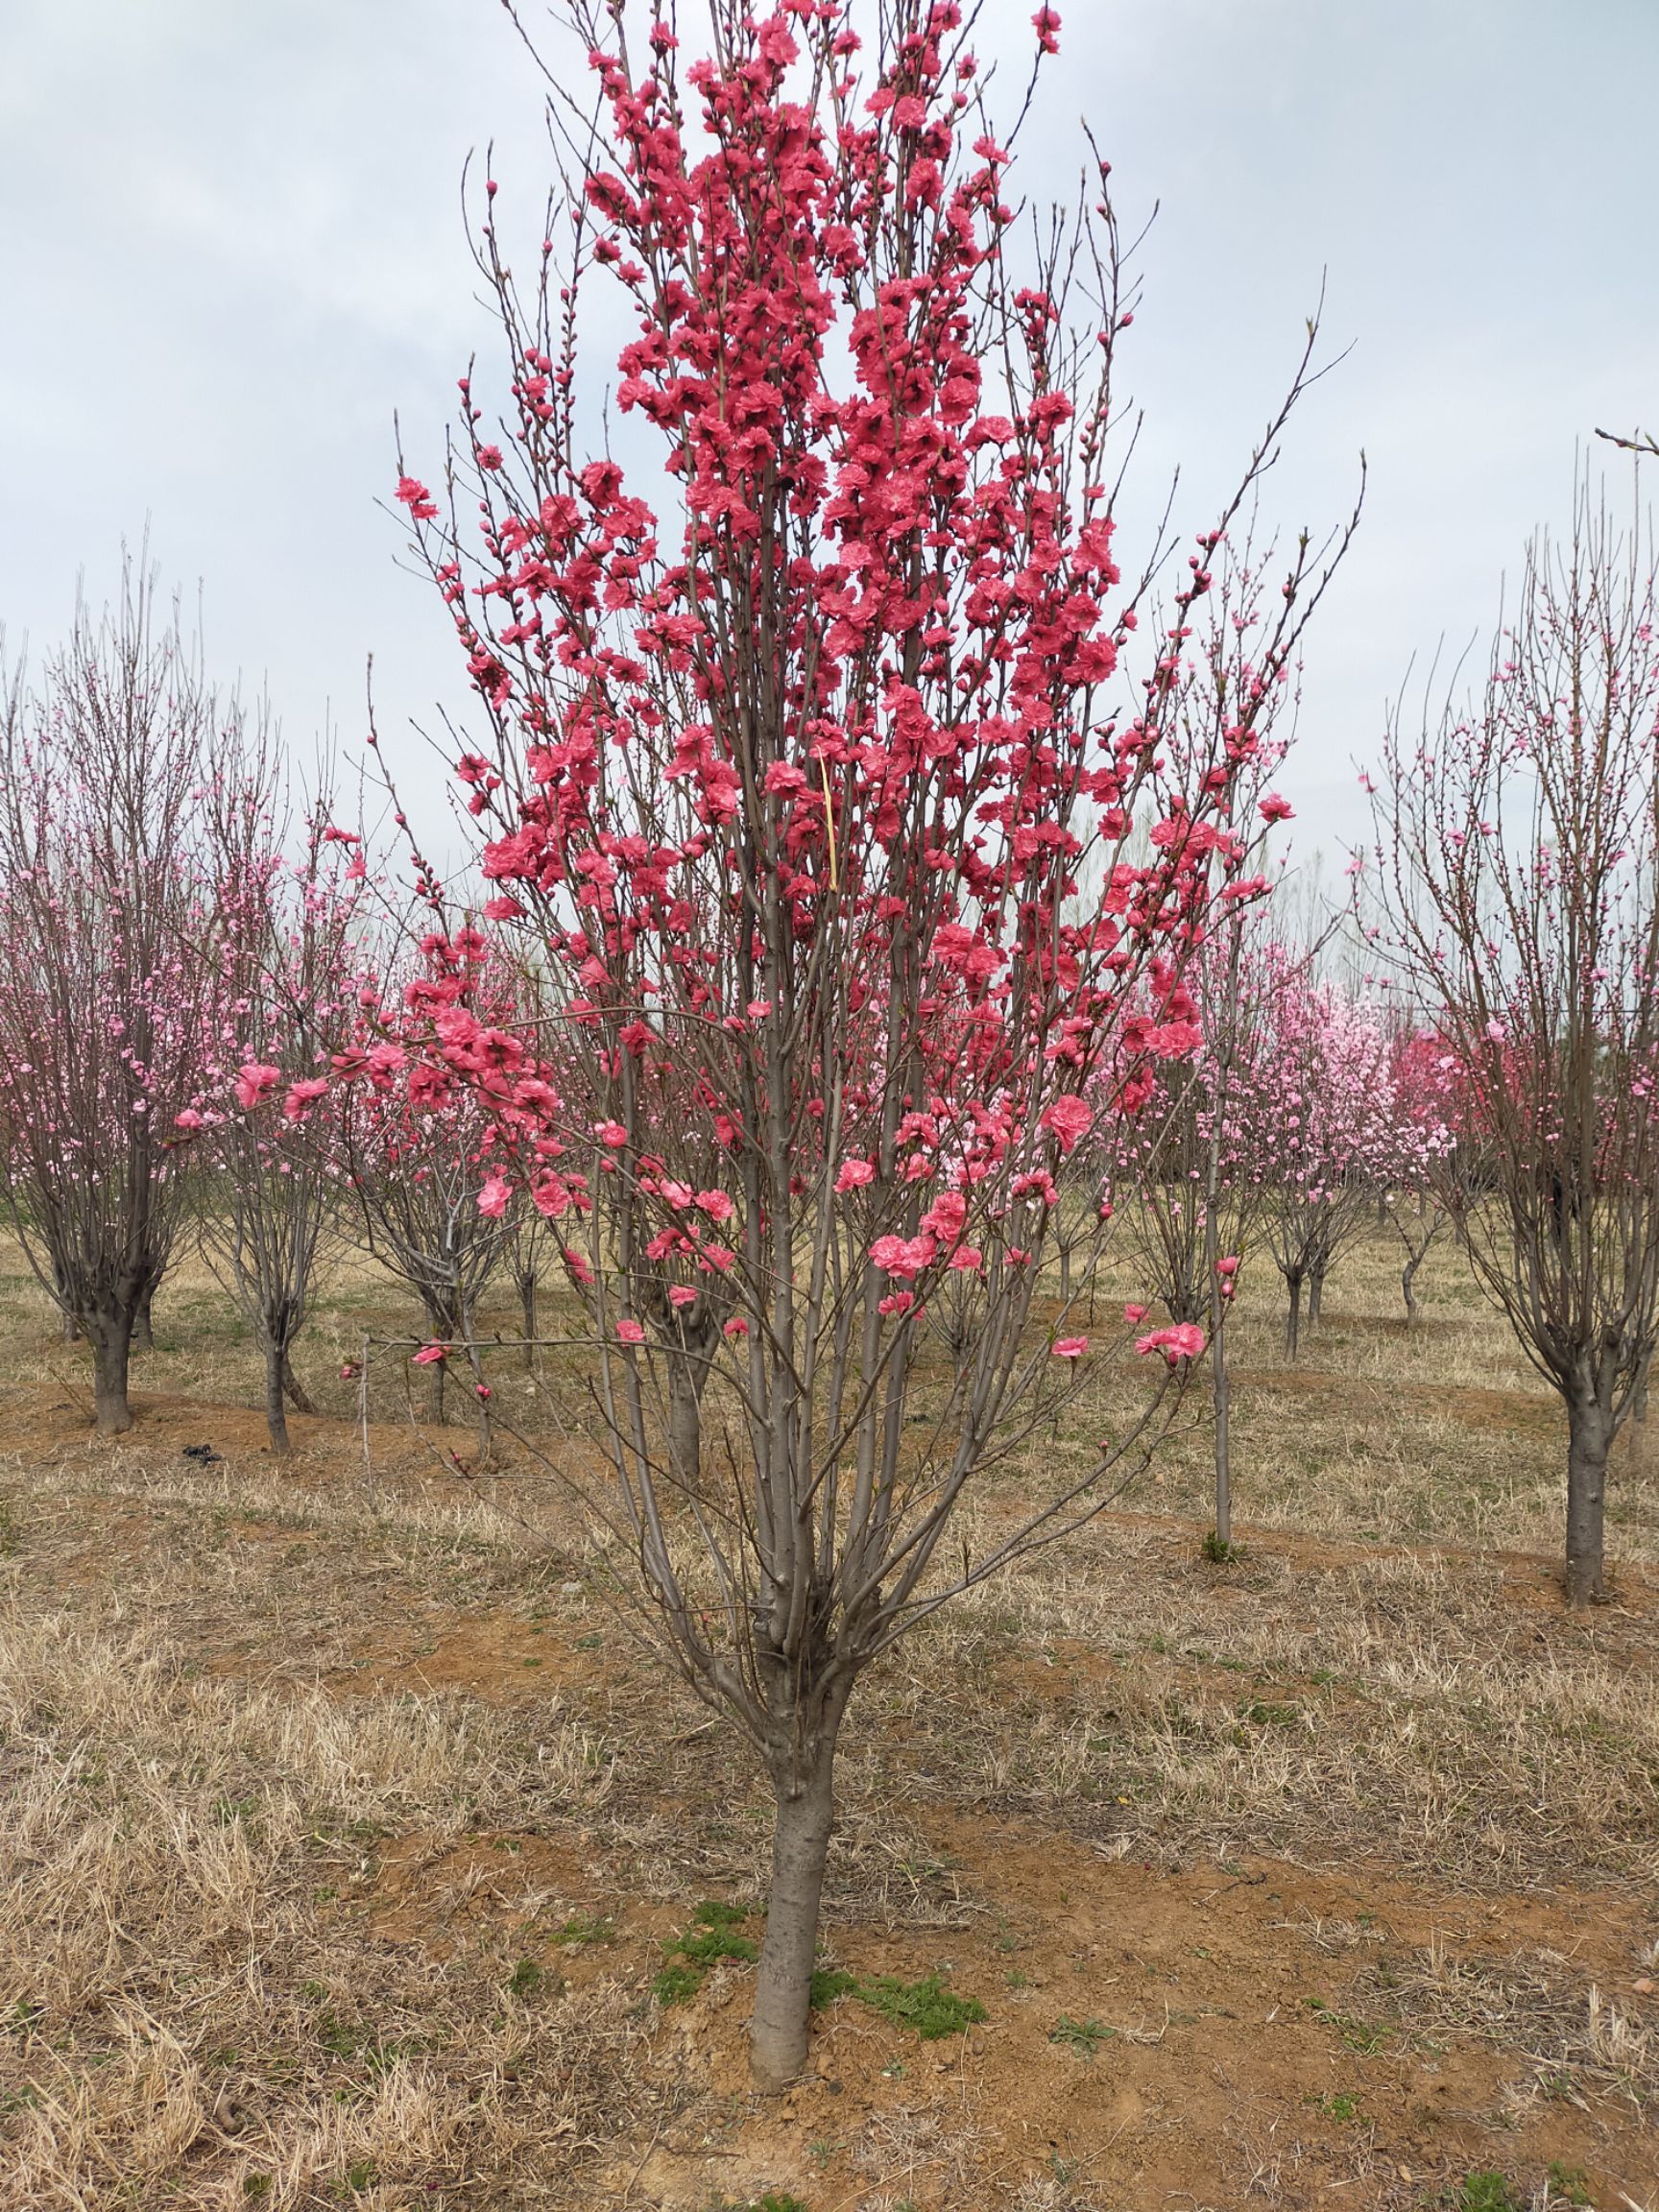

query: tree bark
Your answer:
[666,1353,705,1490]
[280,1350,316,1415]
[1211,1310,1232,1551]
[263,1338,291,1455]
[751,1743,837,2090]
[459,1310,492,1462]
[88,1308,135,1436]
[133,1283,155,1352]
[518,1267,537,1369]
[1401,1246,1424,1322]
[1307,1261,1325,1326]
[1565,1393,1609,1606]
[1283,1269,1303,1360]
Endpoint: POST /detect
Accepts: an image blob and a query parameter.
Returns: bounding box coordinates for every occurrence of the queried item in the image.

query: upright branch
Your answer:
[1371,472,1659,1603]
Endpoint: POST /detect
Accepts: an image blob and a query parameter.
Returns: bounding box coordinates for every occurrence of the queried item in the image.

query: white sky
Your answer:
[3,0,1655,872]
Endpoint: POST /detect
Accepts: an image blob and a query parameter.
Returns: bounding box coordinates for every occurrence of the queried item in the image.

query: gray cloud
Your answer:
[3,0,1653,872]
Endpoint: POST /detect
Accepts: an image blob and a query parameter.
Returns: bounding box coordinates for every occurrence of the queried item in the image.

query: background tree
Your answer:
[397,0,1352,2085]
[194,790,367,1454]
[0,566,233,1433]
[1238,952,1396,1356]
[338,946,516,1451]
[1371,473,1659,1604]
[1374,1019,1455,1323]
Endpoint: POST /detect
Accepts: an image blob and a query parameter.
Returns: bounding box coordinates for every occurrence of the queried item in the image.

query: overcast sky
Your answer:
[3,0,1655,872]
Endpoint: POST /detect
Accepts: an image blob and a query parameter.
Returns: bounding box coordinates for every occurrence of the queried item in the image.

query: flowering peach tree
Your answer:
[395,0,1350,2083]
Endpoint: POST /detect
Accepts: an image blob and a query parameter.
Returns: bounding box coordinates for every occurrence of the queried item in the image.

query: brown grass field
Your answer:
[1,1224,1656,2212]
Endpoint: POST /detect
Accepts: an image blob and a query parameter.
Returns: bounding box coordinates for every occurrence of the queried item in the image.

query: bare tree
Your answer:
[1371,473,1659,1603]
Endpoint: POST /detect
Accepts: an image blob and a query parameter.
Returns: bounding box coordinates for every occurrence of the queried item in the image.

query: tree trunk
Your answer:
[751,1743,837,2090]
[666,1353,705,1490]
[1212,1309,1232,1552]
[1058,1240,1072,1302]
[1565,1393,1609,1607]
[61,1308,81,1344]
[1308,1261,1325,1326]
[459,1310,492,1462]
[518,1267,537,1369]
[421,1303,453,1422]
[1401,1246,1423,1322]
[133,1283,155,1353]
[1283,1270,1303,1360]
[280,1351,316,1415]
[88,1309,135,1436]
[263,1338,291,1455]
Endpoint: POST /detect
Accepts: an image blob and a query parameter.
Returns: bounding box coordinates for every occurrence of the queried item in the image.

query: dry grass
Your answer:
[2,1223,1658,2207]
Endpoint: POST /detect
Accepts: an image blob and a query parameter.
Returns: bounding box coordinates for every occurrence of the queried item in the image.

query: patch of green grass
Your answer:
[1309,2089,1363,2122]
[675,1900,759,1968]
[806,1964,986,2039]
[852,1973,986,2040]
[652,1900,759,2008]
[1201,1528,1239,1564]
[1048,2013,1116,2058]
[651,1959,704,2008]
[549,1910,614,1945]
[1546,2165,1592,2208]
[242,2179,272,2201]
[1453,2176,1524,2212]
[1238,1698,1302,1729]
[1302,1994,1388,2054]
[506,1958,544,2000]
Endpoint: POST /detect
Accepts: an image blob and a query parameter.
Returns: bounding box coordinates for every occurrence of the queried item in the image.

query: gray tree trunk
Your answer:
[1211,1313,1232,1551]
[1565,1392,1609,1606]
[667,1353,705,1490]
[132,1283,155,1352]
[518,1268,537,1369]
[88,1307,135,1435]
[280,1350,316,1415]
[1308,1261,1326,1326]
[750,1743,837,2090]
[263,1338,291,1455]
[1283,1269,1303,1360]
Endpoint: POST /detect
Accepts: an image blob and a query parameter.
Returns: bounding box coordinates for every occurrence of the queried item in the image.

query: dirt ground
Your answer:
[1,1234,1656,2211]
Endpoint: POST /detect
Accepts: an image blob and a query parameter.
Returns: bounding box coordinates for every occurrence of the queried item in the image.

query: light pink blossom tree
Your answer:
[1233,954,1400,1357]
[0,568,237,1433]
